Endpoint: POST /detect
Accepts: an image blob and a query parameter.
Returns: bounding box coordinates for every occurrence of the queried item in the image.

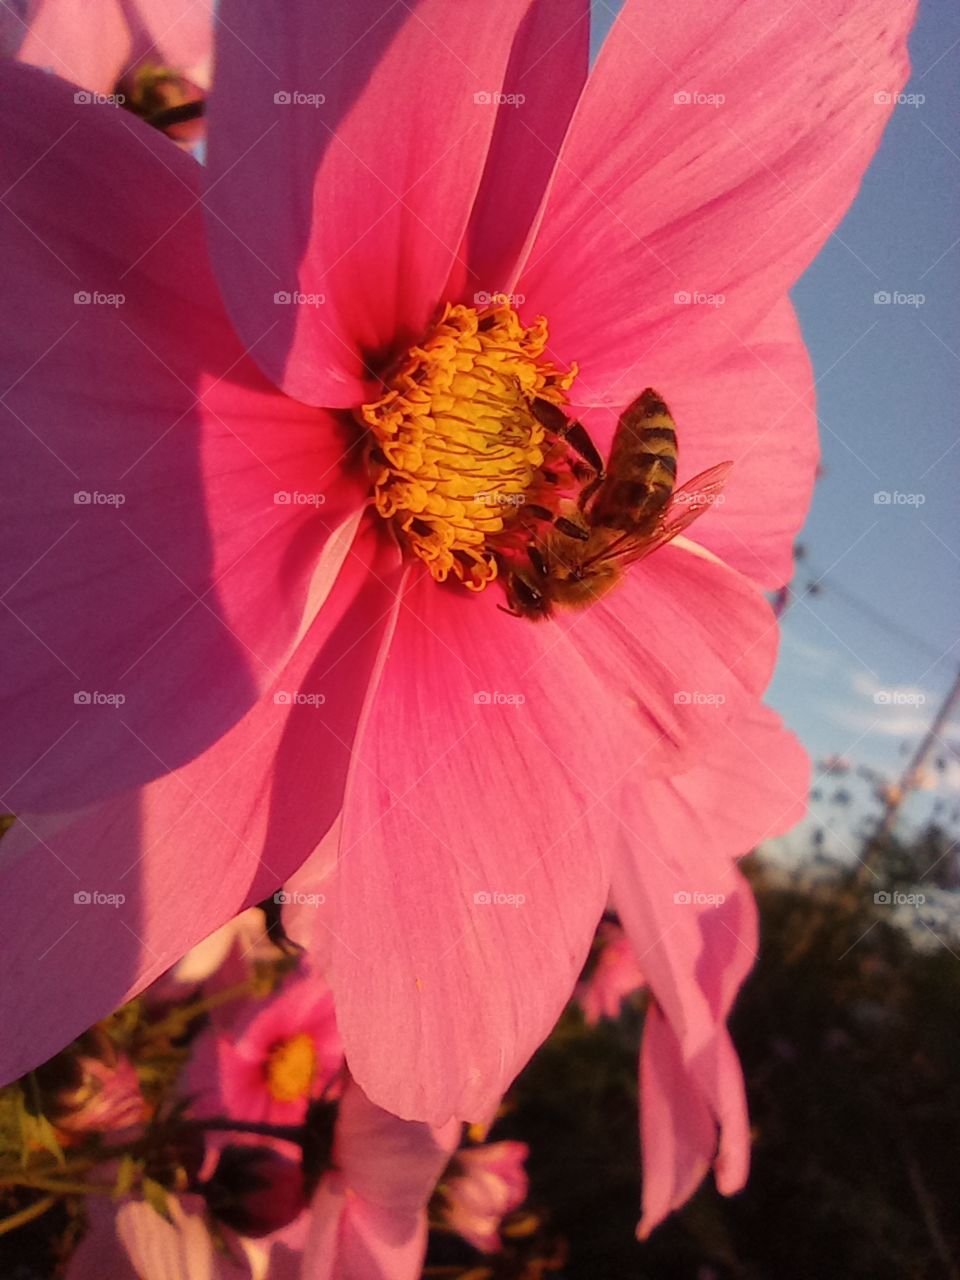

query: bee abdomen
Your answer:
[590,389,678,529]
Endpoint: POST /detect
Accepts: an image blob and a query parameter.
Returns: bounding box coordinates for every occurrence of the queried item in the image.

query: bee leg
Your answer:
[530,397,605,476]
[577,472,606,512]
[527,544,549,576]
[554,516,589,541]
[521,505,589,542]
[563,421,605,477]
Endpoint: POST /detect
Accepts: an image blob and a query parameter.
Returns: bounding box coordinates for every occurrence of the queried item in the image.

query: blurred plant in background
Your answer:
[2,787,956,1279]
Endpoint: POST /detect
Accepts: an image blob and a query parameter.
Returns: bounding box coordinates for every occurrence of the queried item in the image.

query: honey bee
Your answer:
[500,389,732,619]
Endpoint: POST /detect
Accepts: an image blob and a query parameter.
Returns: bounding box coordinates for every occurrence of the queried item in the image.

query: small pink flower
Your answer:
[185,971,342,1127]
[441,1140,529,1254]
[52,1049,146,1137]
[576,922,645,1024]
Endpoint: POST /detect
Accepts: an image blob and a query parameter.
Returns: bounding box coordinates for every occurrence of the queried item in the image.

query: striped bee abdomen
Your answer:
[588,388,679,531]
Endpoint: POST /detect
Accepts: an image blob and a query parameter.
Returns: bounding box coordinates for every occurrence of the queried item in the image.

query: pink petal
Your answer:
[305,1187,430,1280]
[446,0,590,303]
[69,1194,259,1280]
[637,1001,747,1236]
[14,0,131,94]
[0,519,403,1086]
[566,543,781,777]
[14,0,213,93]
[613,707,805,1059]
[518,0,915,398]
[331,537,779,1122]
[304,1078,459,1280]
[576,922,645,1024]
[331,568,649,1123]
[336,1078,460,1210]
[569,297,818,589]
[204,0,537,407]
[610,706,808,1232]
[0,64,368,811]
[109,1195,268,1279]
[122,0,214,82]
[115,1198,219,1280]
[281,820,341,977]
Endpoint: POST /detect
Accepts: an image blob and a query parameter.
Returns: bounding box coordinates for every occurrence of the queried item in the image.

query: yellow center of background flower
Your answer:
[265,1033,316,1103]
[361,302,576,589]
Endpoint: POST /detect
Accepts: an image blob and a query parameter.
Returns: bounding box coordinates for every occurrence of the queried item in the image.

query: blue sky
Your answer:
[590,0,960,852]
[769,0,960,848]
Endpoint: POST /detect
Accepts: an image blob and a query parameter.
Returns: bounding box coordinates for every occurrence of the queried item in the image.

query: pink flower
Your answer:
[440,1140,529,1253]
[0,0,912,1157]
[303,1076,460,1280]
[185,971,343,1127]
[576,922,645,1024]
[37,1034,147,1138]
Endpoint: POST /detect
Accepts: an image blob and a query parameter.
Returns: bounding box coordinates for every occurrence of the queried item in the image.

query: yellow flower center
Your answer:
[361,302,577,589]
[264,1033,316,1103]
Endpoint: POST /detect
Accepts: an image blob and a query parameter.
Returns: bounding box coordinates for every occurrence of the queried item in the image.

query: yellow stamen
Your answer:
[361,302,576,589]
[264,1033,316,1103]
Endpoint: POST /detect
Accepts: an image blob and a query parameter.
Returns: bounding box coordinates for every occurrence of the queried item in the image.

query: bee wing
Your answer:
[583,461,733,569]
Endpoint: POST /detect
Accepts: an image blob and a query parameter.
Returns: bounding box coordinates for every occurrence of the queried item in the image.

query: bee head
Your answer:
[503,569,552,620]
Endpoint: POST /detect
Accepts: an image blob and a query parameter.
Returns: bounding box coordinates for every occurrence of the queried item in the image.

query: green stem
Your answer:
[139,979,260,1040]
[1,1175,116,1197]
[0,1194,58,1237]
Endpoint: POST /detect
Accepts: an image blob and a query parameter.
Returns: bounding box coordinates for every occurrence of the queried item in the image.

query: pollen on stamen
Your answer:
[265,1033,317,1103]
[360,302,577,590]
